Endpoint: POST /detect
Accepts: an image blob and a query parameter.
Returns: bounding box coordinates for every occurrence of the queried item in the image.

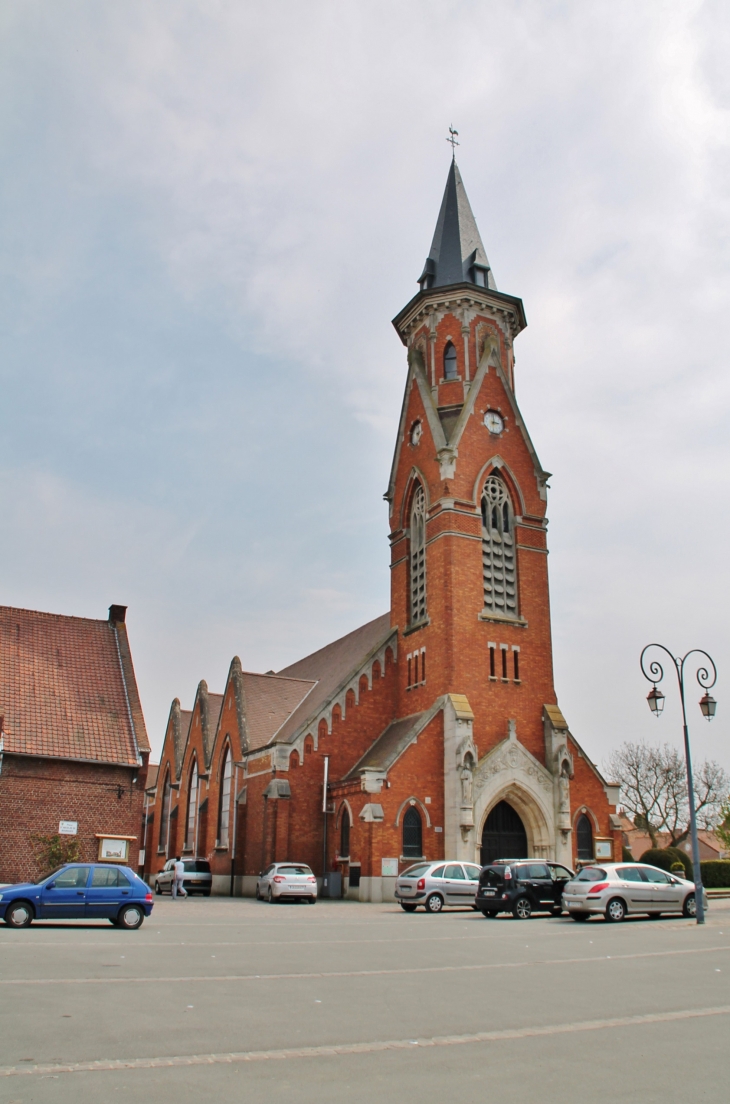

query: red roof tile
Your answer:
[0,605,146,766]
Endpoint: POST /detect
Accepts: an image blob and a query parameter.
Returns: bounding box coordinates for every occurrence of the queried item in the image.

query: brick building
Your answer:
[146,158,621,900]
[0,604,150,883]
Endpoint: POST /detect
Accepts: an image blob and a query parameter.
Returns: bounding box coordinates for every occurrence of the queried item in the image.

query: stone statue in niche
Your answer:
[460,763,473,806]
[559,763,571,816]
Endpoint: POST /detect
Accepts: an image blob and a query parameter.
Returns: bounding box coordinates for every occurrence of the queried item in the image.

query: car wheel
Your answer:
[512,896,532,920]
[117,905,144,930]
[267,887,275,904]
[154,882,162,896]
[400,903,417,912]
[4,901,33,928]
[425,893,444,913]
[569,911,590,922]
[683,893,697,918]
[481,910,497,918]
[551,906,563,916]
[605,897,626,923]
[203,892,211,897]
[108,918,119,926]
[309,897,316,905]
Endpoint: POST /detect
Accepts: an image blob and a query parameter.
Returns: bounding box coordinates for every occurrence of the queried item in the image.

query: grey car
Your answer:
[256,862,318,903]
[154,859,212,896]
[562,862,706,922]
[395,861,482,912]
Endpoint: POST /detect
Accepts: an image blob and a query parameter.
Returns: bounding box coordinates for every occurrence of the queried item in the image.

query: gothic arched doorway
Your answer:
[481,800,528,865]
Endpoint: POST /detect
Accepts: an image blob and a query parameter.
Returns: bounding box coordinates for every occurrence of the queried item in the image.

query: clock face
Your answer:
[484,410,504,435]
[410,421,423,446]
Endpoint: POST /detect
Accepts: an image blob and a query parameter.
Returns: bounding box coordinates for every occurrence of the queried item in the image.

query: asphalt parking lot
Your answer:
[0,897,728,1103]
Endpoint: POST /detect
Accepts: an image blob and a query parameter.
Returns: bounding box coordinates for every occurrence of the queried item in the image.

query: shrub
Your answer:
[622,846,634,863]
[639,847,693,880]
[700,860,730,888]
[31,833,81,877]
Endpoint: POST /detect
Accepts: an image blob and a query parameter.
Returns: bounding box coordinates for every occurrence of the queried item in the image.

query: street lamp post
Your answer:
[640,644,718,925]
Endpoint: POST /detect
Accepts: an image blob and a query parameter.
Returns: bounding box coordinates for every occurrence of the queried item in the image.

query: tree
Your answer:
[715,800,730,853]
[605,742,730,848]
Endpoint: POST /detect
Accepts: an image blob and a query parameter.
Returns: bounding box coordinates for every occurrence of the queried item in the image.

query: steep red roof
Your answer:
[275,613,393,744]
[240,673,316,751]
[0,605,147,767]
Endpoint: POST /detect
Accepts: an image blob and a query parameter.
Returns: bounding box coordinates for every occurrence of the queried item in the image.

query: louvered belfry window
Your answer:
[410,484,427,624]
[481,474,517,616]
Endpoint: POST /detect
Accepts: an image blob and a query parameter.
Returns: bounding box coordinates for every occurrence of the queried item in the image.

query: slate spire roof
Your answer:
[418,159,496,292]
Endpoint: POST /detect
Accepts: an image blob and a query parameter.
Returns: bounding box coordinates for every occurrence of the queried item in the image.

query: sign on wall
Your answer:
[381,858,398,877]
[594,838,613,861]
[58,821,78,835]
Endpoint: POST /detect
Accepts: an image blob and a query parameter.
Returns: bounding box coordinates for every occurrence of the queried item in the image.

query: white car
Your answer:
[562,862,706,922]
[256,862,317,903]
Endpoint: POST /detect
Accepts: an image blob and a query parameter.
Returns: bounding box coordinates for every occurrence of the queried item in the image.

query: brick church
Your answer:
[145,158,621,899]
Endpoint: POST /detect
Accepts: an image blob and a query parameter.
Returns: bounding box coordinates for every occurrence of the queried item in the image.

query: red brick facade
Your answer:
[146,160,619,900]
[0,604,150,884]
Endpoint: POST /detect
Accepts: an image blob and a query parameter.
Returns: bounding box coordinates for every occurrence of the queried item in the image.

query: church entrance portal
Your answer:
[480,800,528,865]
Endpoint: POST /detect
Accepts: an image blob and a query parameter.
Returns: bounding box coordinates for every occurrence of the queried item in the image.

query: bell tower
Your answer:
[386,155,570,859]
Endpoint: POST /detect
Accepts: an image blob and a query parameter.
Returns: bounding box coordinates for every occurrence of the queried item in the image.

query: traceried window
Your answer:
[217,746,232,848]
[159,769,171,852]
[443,341,458,380]
[185,759,199,851]
[576,814,594,861]
[410,484,427,624]
[402,806,423,858]
[340,807,350,859]
[481,474,517,617]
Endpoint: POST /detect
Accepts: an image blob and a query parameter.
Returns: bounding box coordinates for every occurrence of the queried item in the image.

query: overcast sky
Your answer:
[2,0,730,773]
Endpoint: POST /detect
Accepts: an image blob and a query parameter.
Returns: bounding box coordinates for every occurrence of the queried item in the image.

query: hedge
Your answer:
[700,860,730,888]
[639,847,693,880]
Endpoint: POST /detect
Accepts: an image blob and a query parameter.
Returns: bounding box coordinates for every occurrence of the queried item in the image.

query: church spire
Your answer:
[418,160,497,292]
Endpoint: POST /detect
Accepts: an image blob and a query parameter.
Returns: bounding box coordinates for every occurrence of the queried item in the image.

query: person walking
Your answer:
[172,857,187,899]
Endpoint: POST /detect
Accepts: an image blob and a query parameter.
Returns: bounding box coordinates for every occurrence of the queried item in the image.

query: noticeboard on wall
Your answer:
[381,858,398,877]
[96,835,136,863]
[594,838,613,861]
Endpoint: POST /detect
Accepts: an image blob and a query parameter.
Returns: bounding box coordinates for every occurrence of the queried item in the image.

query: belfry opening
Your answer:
[480,800,528,865]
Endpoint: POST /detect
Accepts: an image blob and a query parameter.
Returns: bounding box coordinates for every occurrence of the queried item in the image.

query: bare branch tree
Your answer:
[605,742,730,847]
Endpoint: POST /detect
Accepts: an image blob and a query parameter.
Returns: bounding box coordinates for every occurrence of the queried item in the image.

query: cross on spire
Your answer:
[446,125,459,157]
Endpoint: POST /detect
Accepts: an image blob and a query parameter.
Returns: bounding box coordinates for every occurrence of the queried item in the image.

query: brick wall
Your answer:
[0,755,144,883]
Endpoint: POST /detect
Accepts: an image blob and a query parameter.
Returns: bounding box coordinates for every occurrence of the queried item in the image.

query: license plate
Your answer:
[482,889,495,896]
[190,880,203,885]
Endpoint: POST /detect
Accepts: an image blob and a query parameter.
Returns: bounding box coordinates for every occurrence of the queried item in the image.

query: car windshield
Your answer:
[35,867,64,884]
[183,861,211,873]
[575,867,608,881]
[278,865,312,875]
[401,863,431,878]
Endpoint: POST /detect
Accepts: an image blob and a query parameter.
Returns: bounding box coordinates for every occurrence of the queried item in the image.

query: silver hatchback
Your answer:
[395,861,482,912]
[154,859,212,896]
[562,862,706,922]
[256,862,318,903]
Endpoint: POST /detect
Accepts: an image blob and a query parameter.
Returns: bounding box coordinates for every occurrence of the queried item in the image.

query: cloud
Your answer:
[1,0,729,767]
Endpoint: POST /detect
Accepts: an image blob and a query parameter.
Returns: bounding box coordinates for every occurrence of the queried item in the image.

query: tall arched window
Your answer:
[443,341,458,380]
[185,759,199,851]
[158,769,171,853]
[410,484,427,624]
[402,805,423,858]
[340,807,350,859]
[217,746,232,848]
[481,474,517,616]
[576,814,594,861]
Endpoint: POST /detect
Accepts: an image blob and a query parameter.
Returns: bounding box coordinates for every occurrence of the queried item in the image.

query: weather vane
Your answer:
[446,125,459,155]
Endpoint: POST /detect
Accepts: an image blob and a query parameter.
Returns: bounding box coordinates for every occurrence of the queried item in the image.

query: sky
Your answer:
[2,0,730,773]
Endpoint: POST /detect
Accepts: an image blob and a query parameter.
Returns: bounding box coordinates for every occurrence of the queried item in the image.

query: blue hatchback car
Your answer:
[0,863,154,929]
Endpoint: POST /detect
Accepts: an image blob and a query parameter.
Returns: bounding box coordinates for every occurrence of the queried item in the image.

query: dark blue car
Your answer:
[0,863,154,929]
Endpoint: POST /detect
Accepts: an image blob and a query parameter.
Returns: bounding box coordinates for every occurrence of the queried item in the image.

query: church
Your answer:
[144,158,621,900]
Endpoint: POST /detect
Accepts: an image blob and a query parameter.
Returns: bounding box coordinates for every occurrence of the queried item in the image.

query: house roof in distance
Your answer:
[0,604,149,767]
